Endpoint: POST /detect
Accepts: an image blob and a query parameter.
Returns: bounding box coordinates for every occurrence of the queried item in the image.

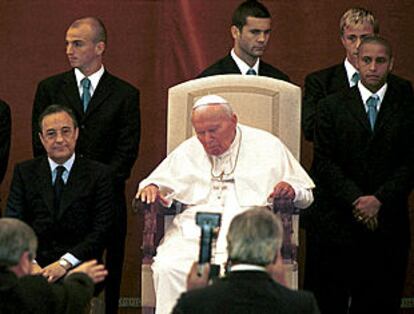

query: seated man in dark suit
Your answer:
[0,217,108,314]
[198,0,289,81]
[6,104,114,284]
[302,7,378,141]
[173,207,320,314]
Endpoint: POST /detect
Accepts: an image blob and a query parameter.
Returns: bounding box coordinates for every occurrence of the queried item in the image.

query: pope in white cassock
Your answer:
[136,95,315,314]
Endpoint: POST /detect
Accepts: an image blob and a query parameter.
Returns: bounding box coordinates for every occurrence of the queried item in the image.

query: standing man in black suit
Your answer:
[31,17,141,313]
[0,99,11,212]
[7,105,114,285]
[198,0,289,81]
[307,36,414,314]
[0,217,108,314]
[173,207,320,314]
[302,8,378,141]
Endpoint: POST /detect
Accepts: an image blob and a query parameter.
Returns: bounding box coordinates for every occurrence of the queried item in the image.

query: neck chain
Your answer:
[209,126,242,181]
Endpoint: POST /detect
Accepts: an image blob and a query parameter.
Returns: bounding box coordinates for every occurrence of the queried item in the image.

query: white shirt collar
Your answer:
[344,58,359,87]
[74,65,105,96]
[358,81,388,111]
[48,153,76,173]
[231,49,259,75]
[230,263,267,272]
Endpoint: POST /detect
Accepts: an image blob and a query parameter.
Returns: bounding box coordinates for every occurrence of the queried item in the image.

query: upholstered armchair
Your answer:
[134,75,302,313]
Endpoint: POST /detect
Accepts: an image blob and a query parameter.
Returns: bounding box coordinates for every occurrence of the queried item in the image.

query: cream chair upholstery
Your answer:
[167,75,301,159]
[140,75,302,312]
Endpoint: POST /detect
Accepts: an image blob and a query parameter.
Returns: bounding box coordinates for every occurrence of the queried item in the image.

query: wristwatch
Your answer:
[58,258,72,271]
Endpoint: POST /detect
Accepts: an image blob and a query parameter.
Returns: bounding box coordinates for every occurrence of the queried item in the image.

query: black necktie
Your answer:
[54,166,65,212]
[246,68,257,75]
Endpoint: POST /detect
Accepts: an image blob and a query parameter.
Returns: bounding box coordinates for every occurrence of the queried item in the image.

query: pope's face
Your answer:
[191,105,237,156]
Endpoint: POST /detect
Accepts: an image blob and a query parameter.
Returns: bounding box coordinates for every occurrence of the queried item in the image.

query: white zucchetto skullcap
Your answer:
[193,94,229,109]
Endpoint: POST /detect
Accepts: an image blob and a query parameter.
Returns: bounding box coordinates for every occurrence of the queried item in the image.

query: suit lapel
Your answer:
[223,55,242,74]
[62,71,84,116]
[374,83,399,133]
[345,87,372,133]
[35,158,54,217]
[331,65,349,91]
[57,156,86,220]
[85,71,113,116]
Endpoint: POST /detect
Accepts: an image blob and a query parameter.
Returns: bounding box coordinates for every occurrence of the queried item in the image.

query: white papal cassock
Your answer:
[138,124,315,314]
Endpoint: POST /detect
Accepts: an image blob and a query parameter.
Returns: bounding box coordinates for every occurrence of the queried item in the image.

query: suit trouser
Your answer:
[304,232,408,314]
[105,190,127,314]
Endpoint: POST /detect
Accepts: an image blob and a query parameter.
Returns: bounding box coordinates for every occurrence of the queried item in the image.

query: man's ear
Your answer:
[389,57,394,72]
[231,25,240,40]
[39,132,45,147]
[96,41,105,56]
[74,127,79,141]
[11,251,32,277]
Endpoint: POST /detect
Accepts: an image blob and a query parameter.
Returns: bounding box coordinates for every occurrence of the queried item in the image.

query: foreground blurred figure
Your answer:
[173,207,320,314]
[0,218,107,314]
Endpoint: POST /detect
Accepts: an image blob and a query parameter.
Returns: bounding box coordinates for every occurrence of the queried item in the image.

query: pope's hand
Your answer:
[269,181,295,201]
[136,184,169,205]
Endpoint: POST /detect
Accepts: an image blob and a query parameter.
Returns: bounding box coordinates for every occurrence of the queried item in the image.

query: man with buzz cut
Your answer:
[198,0,289,81]
[308,36,414,314]
[302,7,378,141]
[31,16,140,314]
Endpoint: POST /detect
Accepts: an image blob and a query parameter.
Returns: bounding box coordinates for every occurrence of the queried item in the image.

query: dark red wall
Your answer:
[1,1,413,310]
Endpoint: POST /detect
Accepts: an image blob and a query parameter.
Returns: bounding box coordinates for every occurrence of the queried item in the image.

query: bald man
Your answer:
[136,95,314,314]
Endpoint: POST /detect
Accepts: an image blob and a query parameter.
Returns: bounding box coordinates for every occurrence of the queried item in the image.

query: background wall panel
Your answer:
[0,1,413,312]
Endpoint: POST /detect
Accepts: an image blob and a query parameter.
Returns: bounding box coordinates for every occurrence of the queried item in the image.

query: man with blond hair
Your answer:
[302,7,378,141]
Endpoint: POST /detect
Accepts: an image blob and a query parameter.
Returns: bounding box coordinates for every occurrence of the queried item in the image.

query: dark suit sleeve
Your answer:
[108,87,140,184]
[373,83,414,206]
[302,73,325,142]
[32,81,49,157]
[19,273,94,314]
[0,100,11,185]
[313,96,363,205]
[5,164,26,219]
[68,165,115,261]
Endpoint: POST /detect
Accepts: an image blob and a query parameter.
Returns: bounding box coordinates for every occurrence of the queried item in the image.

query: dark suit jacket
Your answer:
[0,268,93,314]
[197,54,290,81]
[0,99,11,187]
[32,69,140,186]
[302,63,349,141]
[5,156,114,266]
[173,271,320,314]
[309,77,414,246]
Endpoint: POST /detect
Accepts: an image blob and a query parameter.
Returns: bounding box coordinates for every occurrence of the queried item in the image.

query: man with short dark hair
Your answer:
[302,7,378,141]
[173,207,320,314]
[6,105,114,286]
[308,36,414,313]
[198,1,289,80]
[0,217,108,314]
[31,16,140,313]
